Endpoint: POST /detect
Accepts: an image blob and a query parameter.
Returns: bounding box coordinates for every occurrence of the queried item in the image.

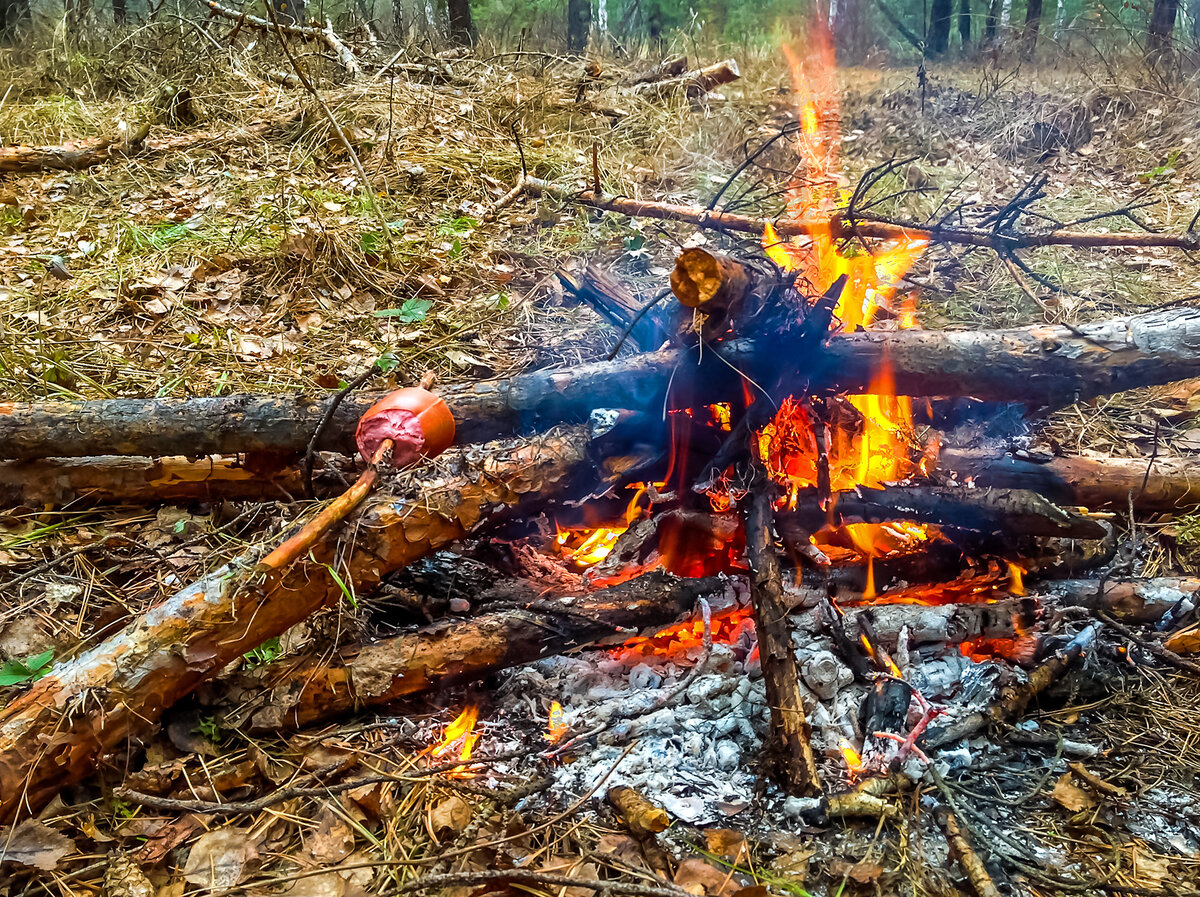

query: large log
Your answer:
[211,572,735,732]
[5,308,1200,462]
[939,448,1200,512]
[0,429,589,822]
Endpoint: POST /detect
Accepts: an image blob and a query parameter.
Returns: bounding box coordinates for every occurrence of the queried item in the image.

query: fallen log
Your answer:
[939,448,1200,512]
[0,428,589,822]
[629,58,740,98]
[210,572,735,731]
[622,55,689,85]
[8,308,1200,462]
[203,0,361,74]
[516,176,1200,251]
[0,118,284,174]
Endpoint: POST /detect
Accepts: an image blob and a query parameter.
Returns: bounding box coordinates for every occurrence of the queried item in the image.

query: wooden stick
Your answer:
[210,572,733,732]
[629,58,740,98]
[517,176,1200,251]
[203,0,361,74]
[0,428,589,822]
[742,481,821,795]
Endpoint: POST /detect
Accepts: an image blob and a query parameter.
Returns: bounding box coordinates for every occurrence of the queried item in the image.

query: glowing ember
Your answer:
[429,705,481,776]
[545,700,568,744]
[555,525,626,566]
[616,604,755,665]
[839,737,864,778]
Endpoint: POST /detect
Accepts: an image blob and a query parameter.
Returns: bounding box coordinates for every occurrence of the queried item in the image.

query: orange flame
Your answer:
[556,526,625,566]
[1007,561,1026,595]
[546,701,568,744]
[429,705,481,776]
[839,737,863,777]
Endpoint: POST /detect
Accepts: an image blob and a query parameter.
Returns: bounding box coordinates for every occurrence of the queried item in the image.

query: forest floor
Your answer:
[2,27,1200,897]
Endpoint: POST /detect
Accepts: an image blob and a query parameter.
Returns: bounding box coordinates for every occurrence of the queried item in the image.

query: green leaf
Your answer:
[360,231,383,255]
[374,298,432,323]
[373,351,401,373]
[0,649,54,686]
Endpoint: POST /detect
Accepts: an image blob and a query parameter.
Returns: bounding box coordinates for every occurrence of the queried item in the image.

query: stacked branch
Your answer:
[8,307,1200,466]
[203,0,362,74]
[0,429,589,821]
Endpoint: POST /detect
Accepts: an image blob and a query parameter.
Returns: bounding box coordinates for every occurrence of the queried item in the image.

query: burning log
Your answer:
[629,58,740,98]
[785,486,1107,540]
[670,248,753,319]
[743,483,822,795]
[9,308,1200,464]
[940,448,1200,512]
[515,176,1200,251]
[803,599,1039,650]
[0,429,589,822]
[210,573,736,731]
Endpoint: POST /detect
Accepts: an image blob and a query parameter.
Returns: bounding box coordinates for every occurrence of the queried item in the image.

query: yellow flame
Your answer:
[839,737,863,774]
[546,701,568,744]
[430,705,481,777]
[1007,562,1025,596]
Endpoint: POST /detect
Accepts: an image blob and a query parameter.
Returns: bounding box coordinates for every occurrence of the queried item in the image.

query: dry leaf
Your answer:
[703,828,748,862]
[593,833,648,870]
[308,807,355,864]
[828,859,884,884]
[1052,773,1099,812]
[0,819,75,870]
[537,858,600,897]
[673,858,740,896]
[429,795,472,840]
[103,852,154,897]
[181,828,253,888]
[286,871,347,897]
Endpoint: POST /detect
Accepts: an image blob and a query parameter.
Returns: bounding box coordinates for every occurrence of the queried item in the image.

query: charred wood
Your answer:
[210,573,735,732]
[0,429,589,822]
[8,310,1200,461]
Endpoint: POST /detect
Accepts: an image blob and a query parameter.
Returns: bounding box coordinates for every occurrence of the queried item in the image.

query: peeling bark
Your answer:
[0,429,589,822]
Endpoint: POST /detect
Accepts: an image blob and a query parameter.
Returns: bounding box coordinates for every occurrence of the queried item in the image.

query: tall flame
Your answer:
[429,705,481,777]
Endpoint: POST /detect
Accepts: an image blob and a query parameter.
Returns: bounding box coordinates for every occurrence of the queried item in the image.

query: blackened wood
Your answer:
[940,448,1200,512]
[211,572,734,732]
[743,485,821,795]
[8,307,1200,461]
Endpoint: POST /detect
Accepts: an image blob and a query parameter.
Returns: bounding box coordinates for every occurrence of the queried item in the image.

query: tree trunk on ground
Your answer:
[959,0,972,46]
[9,308,1200,462]
[1023,0,1043,55]
[0,430,590,822]
[212,572,731,731]
[930,0,955,52]
[567,0,590,53]
[1148,0,1181,52]
[446,0,474,43]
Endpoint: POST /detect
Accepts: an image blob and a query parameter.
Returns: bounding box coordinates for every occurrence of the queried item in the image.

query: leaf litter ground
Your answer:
[1,34,1200,897]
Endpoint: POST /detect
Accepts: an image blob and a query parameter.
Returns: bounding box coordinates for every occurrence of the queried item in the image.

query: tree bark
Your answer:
[446,0,474,44]
[0,429,589,822]
[984,0,1001,42]
[743,484,821,795]
[929,0,955,53]
[959,0,972,46]
[8,308,1200,462]
[567,0,590,53]
[1022,0,1043,55]
[1148,0,1181,52]
[212,572,732,731]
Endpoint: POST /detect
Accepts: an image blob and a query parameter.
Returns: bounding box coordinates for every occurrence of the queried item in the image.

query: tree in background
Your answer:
[277,0,305,24]
[568,0,590,52]
[1147,0,1180,51]
[929,0,954,52]
[449,0,475,43]
[959,0,971,46]
[1023,0,1043,54]
[0,0,26,36]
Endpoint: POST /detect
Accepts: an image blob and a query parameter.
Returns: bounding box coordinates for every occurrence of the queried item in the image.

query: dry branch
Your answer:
[0,429,589,821]
[0,119,283,173]
[629,58,740,98]
[743,484,821,795]
[212,572,733,732]
[8,308,1200,464]
[203,0,361,74]
[517,176,1199,251]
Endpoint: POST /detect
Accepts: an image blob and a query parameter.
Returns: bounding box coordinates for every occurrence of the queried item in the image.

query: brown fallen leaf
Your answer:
[828,858,884,884]
[673,857,741,896]
[308,806,356,864]
[181,828,255,889]
[1052,772,1099,813]
[0,819,75,870]
[537,858,601,897]
[703,828,749,862]
[429,794,472,841]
